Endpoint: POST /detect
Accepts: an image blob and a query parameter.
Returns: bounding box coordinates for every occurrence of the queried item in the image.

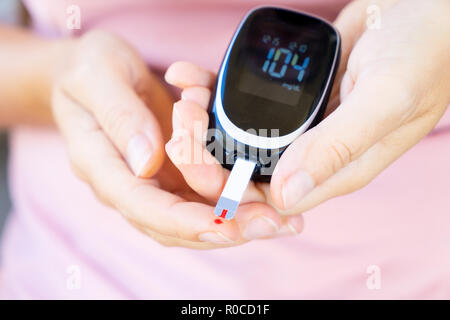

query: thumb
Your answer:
[270,72,415,210]
[61,63,165,178]
[326,0,400,113]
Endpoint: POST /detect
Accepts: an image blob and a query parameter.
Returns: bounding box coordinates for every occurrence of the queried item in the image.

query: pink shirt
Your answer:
[1,0,450,299]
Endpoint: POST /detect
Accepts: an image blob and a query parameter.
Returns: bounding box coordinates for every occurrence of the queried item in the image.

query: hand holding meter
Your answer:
[207,7,341,220]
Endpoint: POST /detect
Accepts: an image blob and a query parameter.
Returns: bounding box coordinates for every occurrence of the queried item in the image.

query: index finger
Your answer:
[165,61,216,89]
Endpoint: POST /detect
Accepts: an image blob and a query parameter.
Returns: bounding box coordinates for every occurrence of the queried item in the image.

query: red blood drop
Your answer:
[214,219,223,224]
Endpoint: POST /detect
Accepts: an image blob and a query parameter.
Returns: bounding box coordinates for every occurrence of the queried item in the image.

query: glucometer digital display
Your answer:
[208,7,341,219]
[237,23,313,107]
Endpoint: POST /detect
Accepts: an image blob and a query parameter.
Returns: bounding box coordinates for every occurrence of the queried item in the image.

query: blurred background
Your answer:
[0,0,22,243]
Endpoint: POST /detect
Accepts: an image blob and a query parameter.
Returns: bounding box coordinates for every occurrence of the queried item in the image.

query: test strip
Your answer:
[214,158,256,220]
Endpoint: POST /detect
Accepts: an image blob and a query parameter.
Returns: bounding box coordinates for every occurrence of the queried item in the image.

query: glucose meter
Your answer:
[208,7,341,219]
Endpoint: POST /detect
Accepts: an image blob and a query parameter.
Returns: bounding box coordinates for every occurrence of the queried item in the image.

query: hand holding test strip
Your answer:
[208,7,340,219]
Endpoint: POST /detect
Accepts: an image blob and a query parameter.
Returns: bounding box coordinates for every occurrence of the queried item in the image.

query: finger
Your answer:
[234,203,304,240]
[333,0,368,72]
[326,0,368,113]
[166,125,265,204]
[166,101,301,240]
[280,108,443,215]
[172,100,209,143]
[129,220,238,249]
[327,0,400,113]
[167,99,305,239]
[234,203,283,240]
[271,73,417,210]
[339,71,355,102]
[334,0,401,71]
[167,99,265,203]
[277,215,304,237]
[181,86,211,109]
[61,65,164,178]
[253,182,304,236]
[53,87,241,245]
[165,61,216,89]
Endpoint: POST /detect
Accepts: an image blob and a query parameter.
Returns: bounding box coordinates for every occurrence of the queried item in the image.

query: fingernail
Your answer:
[243,216,279,240]
[126,133,153,177]
[287,215,304,234]
[172,103,183,130]
[165,135,184,165]
[181,90,192,101]
[276,223,301,237]
[287,223,299,234]
[165,134,182,152]
[198,232,233,244]
[282,170,315,210]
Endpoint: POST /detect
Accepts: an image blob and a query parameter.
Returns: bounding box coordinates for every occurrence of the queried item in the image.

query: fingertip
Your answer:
[135,139,165,179]
[137,151,164,178]
[181,87,211,109]
[165,130,227,201]
[274,215,304,238]
[173,100,209,142]
[165,61,215,89]
[205,217,241,243]
[164,61,184,86]
[126,128,165,178]
[235,203,283,240]
[270,167,287,211]
[269,131,318,210]
[165,132,188,166]
[286,214,304,234]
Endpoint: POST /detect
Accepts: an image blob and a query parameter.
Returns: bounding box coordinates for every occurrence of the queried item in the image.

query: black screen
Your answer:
[221,8,339,136]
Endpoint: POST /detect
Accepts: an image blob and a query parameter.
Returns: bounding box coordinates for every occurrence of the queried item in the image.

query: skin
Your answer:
[1,0,449,249]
